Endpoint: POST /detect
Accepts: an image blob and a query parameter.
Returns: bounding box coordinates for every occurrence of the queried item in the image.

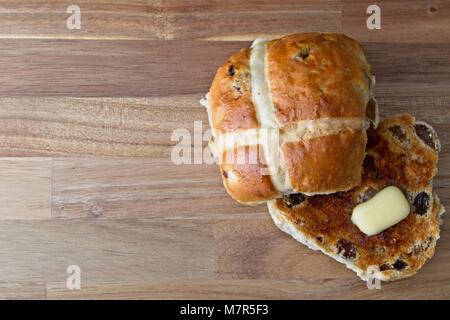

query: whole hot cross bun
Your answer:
[202,33,378,205]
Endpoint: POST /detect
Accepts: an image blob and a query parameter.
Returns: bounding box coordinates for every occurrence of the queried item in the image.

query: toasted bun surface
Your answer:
[268,115,445,281]
[204,33,376,204]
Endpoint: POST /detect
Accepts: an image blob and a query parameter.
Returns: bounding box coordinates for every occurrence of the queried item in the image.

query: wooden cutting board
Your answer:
[0,0,448,299]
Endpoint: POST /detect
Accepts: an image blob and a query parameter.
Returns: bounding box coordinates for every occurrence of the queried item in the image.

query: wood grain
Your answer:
[50,153,450,221]
[0,96,208,156]
[214,216,355,281]
[0,0,448,300]
[45,215,450,300]
[0,157,51,219]
[214,216,450,285]
[0,40,247,97]
[0,0,341,40]
[0,218,214,284]
[52,157,266,219]
[166,0,341,41]
[343,0,450,43]
[0,43,449,155]
[0,41,449,98]
[0,214,447,299]
[0,282,46,300]
[46,276,450,299]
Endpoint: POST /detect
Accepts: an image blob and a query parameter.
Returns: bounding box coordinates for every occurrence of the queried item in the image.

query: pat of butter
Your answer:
[351,186,410,236]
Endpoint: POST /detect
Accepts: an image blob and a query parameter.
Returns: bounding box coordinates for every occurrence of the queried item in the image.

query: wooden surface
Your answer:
[0,0,449,300]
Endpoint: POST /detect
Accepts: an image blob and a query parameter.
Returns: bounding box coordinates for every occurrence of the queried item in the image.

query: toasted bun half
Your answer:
[268,115,445,281]
[202,33,377,204]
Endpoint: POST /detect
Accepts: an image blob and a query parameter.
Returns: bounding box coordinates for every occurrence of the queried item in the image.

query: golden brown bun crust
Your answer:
[210,48,259,132]
[270,115,443,280]
[205,33,374,204]
[220,145,279,204]
[283,129,366,193]
[267,33,371,126]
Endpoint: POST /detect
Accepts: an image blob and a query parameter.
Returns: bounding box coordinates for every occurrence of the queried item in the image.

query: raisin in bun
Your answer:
[201,33,378,205]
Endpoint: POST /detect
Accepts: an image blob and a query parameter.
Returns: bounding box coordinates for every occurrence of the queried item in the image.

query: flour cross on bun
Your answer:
[268,115,445,281]
[202,33,378,204]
